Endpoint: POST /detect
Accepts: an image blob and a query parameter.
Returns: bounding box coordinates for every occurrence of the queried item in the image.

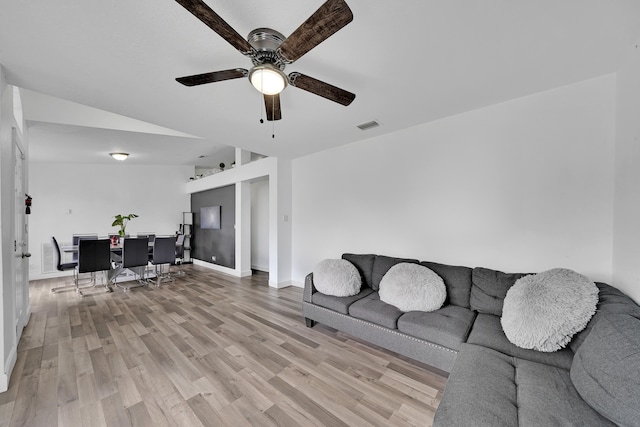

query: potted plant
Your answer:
[112,213,139,237]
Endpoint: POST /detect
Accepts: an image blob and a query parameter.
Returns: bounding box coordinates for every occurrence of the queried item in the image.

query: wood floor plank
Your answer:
[80,400,107,427]
[57,399,82,427]
[88,348,118,399]
[1,266,446,426]
[125,401,155,427]
[186,393,226,426]
[106,351,142,409]
[268,375,350,427]
[101,392,132,427]
[263,403,306,427]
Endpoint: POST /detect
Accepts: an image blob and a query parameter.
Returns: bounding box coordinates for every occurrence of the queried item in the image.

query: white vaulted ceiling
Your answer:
[1,1,639,165]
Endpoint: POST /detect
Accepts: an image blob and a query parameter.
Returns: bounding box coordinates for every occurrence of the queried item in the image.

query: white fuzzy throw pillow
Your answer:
[379,263,446,312]
[313,259,362,297]
[501,268,598,352]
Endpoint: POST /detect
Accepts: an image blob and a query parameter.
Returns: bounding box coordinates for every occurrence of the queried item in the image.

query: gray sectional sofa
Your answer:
[302,253,640,426]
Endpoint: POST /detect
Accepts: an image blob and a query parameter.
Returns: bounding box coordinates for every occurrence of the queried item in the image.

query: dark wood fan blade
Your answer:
[176,68,248,86]
[288,72,355,106]
[264,94,282,121]
[175,0,253,55]
[278,0,353,63]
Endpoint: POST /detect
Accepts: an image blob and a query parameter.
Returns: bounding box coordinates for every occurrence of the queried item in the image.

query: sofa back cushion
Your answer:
[570,313,640,426]
[569,282,640,353]
[421,261,472,308]
[342,253,376,289]
[470,267,529,315]
[371,255,420,290]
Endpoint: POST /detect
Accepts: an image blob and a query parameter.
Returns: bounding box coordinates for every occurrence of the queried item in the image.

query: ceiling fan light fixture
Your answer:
[110,152,129,161]
[249,64,287,95]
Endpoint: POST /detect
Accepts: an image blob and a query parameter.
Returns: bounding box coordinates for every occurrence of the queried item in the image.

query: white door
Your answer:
[13,128,29,334]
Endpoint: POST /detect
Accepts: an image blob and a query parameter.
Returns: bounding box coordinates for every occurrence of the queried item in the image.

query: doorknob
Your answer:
[21,252,31,258]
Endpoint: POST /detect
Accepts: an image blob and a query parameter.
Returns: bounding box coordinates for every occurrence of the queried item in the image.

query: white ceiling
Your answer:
[1,0,639,166]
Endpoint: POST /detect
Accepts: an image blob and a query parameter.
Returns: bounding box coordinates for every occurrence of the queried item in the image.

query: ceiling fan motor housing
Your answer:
[248,28,287,69]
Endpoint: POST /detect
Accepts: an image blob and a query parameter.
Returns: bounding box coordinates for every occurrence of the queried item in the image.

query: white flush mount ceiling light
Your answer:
[110,152,129,161]
[249,64,287,95]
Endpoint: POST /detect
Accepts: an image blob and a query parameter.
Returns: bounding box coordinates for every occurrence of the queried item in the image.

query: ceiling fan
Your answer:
[174,0,356,121]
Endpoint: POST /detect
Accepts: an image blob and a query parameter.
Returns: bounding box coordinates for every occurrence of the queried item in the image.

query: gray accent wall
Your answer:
[191,184,235,269]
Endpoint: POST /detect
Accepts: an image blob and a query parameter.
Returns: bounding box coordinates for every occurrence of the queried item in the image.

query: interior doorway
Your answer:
[250,178,269,273]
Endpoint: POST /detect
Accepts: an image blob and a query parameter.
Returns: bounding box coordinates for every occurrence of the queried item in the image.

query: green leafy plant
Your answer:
[111,213,139,237]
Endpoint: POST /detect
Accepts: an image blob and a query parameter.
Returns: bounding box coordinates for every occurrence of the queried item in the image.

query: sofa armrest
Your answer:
[303,272,316,303]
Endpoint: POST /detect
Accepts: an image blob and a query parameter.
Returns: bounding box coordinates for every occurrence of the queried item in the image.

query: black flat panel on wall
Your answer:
[191,185,235,268]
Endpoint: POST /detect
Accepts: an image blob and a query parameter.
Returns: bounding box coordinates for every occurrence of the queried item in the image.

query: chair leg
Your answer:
[154,264,175,287]
[101,271,112,293]
[76,270,84,297]
[172,260,186,277]
[115,266,148,291]
[51,269,78,293]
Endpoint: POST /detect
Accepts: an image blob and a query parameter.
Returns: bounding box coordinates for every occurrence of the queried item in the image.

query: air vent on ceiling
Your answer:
[357,120,380,131]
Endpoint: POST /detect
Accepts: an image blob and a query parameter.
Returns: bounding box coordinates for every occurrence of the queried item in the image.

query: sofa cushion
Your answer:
[467,313,574,370]
[312,287,374,315]
[342,253,376,289]
[371,255,419,290]
[378,263,446,312]
[434,344,616,427]
[421,261,472,308]
[397,305,476,351]
[569,282,640,353]
[470,267,529,315]
[501,268,598,352]
[313,259,362,297]
[570,313,640,427]
[348,292,403,329]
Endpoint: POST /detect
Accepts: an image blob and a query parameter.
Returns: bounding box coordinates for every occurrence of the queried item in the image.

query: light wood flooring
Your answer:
[0,265,447,426]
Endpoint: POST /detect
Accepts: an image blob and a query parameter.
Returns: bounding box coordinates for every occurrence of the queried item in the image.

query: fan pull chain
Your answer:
[259,73,264,124]
[272,95,275,139]
[259,96,264,124]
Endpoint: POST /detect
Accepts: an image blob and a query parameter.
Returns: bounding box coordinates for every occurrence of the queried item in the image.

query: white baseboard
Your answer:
[1,343,18,393]
[251,265,269,273]
[193,259,240,276]
[269,280,297,289]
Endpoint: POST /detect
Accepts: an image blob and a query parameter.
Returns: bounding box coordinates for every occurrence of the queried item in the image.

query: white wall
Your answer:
[613,40,640,304]
[251,179,269,272]
[28,162,192,280]
[292,75,616,287]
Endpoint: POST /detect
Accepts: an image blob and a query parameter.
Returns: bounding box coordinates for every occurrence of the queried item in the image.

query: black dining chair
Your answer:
[76,239,112,296]
[71,234,98,263]
[138,233,156,257]
[150,236,176,287]
[50,236,78,294]
[115,237,149,291]
[172,234,187,277]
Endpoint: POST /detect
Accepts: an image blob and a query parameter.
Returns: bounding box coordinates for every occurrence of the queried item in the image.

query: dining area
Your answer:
[50,231,187,297]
